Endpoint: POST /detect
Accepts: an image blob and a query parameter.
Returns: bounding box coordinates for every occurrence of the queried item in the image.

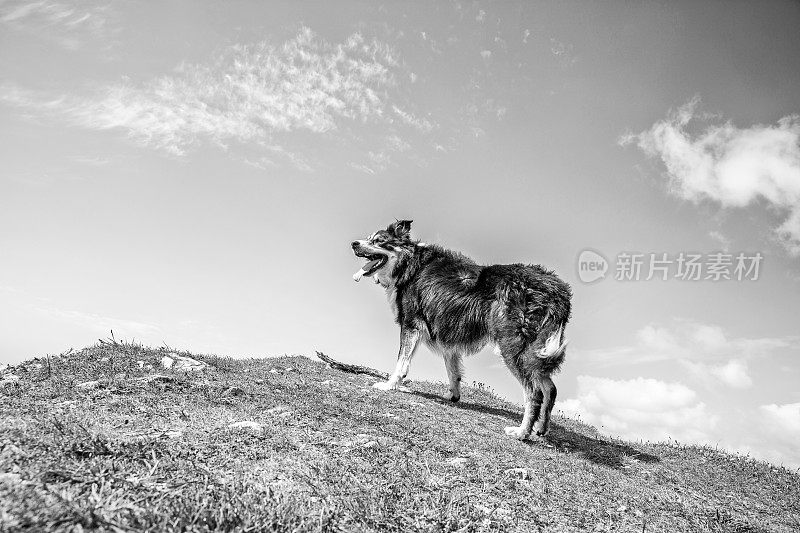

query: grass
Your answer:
[1,341,799,532]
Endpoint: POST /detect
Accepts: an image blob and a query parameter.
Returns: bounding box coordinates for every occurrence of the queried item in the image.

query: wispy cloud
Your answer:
[621,97,800,255]
[682,359,753,389]
[0,0,113,50]
[69,155,109,166]
[0,27,436,170]
[580,320,796,389]
[32,304,160,337]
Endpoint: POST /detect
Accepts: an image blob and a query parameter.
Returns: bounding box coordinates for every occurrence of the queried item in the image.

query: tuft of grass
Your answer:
[1,341,799,532]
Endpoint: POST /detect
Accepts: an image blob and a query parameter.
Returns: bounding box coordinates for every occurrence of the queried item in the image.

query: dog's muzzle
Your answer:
[352,241,388,282]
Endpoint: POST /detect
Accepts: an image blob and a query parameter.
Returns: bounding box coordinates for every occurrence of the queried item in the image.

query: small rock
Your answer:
[504,467,531,480]
[0,473,22,484]
[0,374,20,386]
[136,374,176,384]
[76,380,100,390]
[228,421,264,433]
[447,457,469,468]
[222,386,245,397]
[169,354,208,372]
[161,356,175,369]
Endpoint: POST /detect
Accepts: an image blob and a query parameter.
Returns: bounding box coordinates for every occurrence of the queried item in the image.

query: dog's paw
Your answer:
[504,426,527,440]
[533,421,549,437]
[445,391,460,403]
[372,381,395,391]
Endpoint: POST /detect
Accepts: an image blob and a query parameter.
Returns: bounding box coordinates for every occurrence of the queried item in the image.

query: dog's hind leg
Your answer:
[442,352,463,402]
[373,327,420,393]
[532,375,557,436]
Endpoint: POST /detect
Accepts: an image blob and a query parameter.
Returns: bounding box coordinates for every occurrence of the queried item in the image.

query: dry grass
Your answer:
[1,341,799,532]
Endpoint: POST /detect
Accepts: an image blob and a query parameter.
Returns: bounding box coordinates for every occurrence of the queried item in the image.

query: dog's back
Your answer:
[396,246,571,366]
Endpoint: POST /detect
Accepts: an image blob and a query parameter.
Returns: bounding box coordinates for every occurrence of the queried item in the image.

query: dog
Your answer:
[351,220,572,439]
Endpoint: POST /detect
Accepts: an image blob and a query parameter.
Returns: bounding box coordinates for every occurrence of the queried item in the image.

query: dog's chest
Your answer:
[385,285,399,320]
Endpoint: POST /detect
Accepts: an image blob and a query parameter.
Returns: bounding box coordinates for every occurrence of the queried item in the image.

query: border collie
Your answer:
[352,220,572,439]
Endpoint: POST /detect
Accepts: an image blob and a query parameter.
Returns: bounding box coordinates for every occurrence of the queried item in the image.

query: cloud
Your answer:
[761,403,800,435]
[561,377,800,469]
[682,359,753,389]
[743,403,800,469]
[622,97,800,255]
[708,230,731,252]
[0,28,435,169]
[0,0,112,49]
[582,320,795,383]
[559,376,716,443]
[32,305,160,337]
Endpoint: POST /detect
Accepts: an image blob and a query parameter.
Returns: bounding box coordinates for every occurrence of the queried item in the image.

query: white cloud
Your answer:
[708,230,732,251]
[32,305,160,337]
[559,375,715,444]
[560,376,800,469]
[761,403,800,435]
[740,403,800,469]
[0,0,112,50]
[622,97,800,255]
[583,321,795,385]
[0,28,435,167]
[682,359,753,389]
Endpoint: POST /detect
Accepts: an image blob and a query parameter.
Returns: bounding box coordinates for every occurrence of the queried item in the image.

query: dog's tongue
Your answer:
[353,259,381,282]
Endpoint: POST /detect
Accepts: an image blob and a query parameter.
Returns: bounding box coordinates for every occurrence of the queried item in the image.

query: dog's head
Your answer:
[351,220,415,285]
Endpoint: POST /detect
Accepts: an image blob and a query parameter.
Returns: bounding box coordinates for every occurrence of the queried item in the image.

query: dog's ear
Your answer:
[389,219,413,239]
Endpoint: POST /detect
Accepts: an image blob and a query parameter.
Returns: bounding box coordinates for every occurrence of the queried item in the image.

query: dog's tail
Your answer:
[536,322,569,359]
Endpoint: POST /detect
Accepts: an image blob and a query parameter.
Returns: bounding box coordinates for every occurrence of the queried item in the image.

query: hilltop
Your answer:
[1,341,798,532]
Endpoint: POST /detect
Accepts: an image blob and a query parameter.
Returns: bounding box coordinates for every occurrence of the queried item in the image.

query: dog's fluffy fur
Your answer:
[352,220,572,439]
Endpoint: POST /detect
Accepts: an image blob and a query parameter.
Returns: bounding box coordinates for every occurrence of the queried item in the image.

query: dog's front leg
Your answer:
[373,327,420,393]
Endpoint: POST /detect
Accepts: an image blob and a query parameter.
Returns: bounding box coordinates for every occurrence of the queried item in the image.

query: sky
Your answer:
[1,1,799,469]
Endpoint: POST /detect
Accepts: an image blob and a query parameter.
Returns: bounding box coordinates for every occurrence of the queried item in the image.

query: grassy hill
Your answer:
[1,341,798,532]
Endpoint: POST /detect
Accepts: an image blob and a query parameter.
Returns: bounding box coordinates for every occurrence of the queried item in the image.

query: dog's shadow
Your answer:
[412,390,660,469]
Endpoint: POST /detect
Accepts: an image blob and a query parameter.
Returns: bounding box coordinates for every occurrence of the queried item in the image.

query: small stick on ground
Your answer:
[315,351,410,385]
